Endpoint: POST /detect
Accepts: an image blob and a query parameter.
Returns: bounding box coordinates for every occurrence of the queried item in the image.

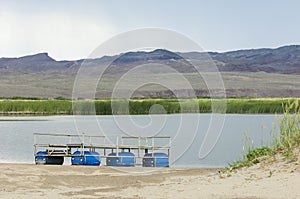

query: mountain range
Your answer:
[0,45,299,98]
[1,45,300,74]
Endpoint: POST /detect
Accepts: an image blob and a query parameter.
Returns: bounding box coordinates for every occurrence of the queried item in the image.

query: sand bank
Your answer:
[0,161,299,199]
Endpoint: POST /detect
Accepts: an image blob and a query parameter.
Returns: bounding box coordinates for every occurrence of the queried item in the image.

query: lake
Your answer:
[0,114,279,168]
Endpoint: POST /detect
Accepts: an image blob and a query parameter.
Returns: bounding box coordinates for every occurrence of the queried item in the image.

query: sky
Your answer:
[0,0,300,60]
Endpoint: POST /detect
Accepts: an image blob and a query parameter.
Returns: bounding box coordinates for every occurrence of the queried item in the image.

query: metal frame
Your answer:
[33,133,171,166]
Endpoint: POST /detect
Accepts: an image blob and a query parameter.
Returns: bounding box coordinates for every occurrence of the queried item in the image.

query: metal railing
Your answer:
[33,133,171,164]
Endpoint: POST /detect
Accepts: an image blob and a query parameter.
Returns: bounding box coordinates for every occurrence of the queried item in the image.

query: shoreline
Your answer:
[0,112,285,117]
[1,161,299,199]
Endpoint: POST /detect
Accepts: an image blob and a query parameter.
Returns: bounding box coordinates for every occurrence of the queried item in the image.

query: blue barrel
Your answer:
[71,151,101,166]
[35,151,47,164]
[143,153,169,167]
[35,151,64,165]
[106,152,135,167]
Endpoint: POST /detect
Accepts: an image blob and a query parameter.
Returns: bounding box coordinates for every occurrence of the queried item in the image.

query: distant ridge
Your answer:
[209,45,300,74]
[0,45,299,74]
[0,52,80,73]
[114,49,183,64]
[0,45,299,98]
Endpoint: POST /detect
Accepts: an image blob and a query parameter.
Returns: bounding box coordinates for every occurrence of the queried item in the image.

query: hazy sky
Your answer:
[0,0,300,60]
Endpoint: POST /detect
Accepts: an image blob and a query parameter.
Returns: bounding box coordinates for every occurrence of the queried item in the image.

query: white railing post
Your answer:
[116,136,119,156]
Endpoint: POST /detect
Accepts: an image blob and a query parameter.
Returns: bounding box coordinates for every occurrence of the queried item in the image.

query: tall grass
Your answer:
[227,100,300,171]
[276,100,300,159]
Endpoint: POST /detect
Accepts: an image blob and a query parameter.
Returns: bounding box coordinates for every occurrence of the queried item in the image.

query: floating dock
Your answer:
[33,133,171,167]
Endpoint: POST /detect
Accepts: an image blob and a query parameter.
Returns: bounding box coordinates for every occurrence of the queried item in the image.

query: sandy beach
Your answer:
[0,157,299,199]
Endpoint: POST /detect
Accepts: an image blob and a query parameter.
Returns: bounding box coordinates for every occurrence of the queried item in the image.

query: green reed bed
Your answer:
[226,99,288,114]
[44,99,206,115]
[0,100,72,114]
[0,98,299,115]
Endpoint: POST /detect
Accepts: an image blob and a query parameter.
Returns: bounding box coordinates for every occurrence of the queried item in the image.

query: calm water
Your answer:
[0,114,279,168]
